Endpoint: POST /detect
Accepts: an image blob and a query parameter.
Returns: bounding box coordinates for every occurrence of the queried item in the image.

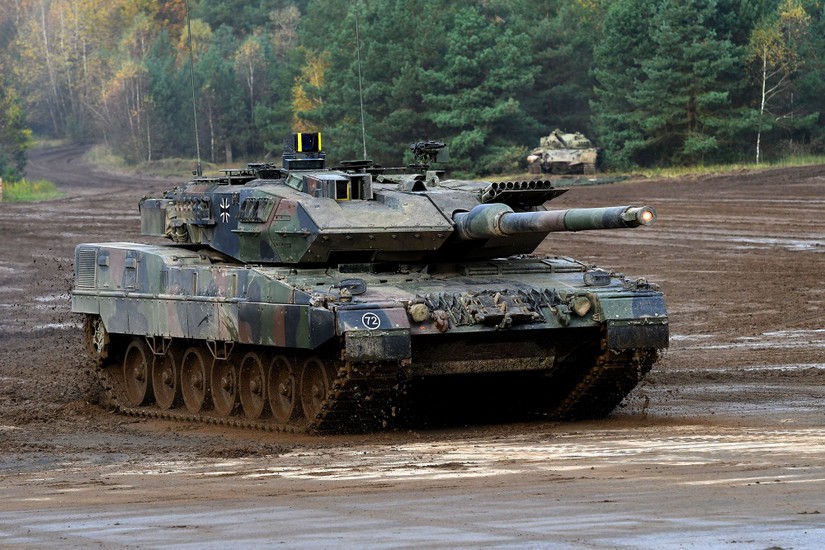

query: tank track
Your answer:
[548,347,657,420]
[87,312,655,432]
[309,360,402,433]
[94,346,656,432]
[94,346,401,435]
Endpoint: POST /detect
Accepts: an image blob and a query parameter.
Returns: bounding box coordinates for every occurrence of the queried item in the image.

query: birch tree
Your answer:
[747,0,810,163]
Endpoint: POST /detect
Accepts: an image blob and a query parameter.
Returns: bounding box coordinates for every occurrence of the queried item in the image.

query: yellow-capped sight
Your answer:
[295,132,322,153]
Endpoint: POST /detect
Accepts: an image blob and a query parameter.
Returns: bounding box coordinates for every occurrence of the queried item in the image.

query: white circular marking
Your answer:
[362,312,381,330]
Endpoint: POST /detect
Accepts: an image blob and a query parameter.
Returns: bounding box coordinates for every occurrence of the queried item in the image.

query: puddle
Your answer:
[34,294,71,303]
[34,322,80,330]
[728,236,825,252]
[668,363,825,374]
[669,334,713,342]
[679,328,825,351]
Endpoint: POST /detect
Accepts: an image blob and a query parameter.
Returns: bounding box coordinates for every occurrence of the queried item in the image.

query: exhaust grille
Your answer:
[75,247,97,289]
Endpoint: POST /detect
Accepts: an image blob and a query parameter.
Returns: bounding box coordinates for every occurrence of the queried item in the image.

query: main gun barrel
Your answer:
[453,203,656,241]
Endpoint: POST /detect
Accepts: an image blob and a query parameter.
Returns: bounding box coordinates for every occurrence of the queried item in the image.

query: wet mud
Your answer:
[1,147,823,547]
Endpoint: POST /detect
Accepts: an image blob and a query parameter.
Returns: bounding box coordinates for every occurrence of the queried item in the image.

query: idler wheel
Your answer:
[239,351,268,420]
[152,346,180,410]
[211,358,238,417]
[83,315,109,363]
[300,357,334,422]
[181,347,209,413]
[268,355,300,424]
[122,339,153,407]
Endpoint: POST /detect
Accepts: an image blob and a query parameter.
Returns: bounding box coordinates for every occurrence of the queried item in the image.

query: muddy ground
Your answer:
[0,146,823,547]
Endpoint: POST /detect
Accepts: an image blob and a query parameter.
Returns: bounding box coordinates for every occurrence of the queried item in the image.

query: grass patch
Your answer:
[633,155,825,179]
[492,154,825,183]
[85,144,219,178]
[85,143,131,172]
[31,136,71,149]
[1,178,64,202]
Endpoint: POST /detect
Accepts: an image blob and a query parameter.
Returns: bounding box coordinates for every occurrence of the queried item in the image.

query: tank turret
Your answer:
[527,129,600,175]
[140,134,654,265]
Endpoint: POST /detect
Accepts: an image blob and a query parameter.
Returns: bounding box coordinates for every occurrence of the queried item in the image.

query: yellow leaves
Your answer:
[235,35,265,70]
[749,23,784,66]
[778,0,811,44]
[177,18,213,65]
[575,0,602,12]
[779,0,809,25]
[269,5,300,60]
[291,49,330,132]
[102,59,147,105]
[747,0,810,72]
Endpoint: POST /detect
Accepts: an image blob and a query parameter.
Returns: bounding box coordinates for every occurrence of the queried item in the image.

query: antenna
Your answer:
[184,0,202,176]
[354,3,368,160]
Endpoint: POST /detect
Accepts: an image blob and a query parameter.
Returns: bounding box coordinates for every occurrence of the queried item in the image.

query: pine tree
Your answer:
[792,0,825,154]
[591,0,659,168]
[421,5,536,174]
[632,0,749,165]
[516,0,604,141]
[292,0,449,165]
[593,0,752,167]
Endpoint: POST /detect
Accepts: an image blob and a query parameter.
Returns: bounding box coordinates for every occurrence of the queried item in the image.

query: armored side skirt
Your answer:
[72,243,668,372]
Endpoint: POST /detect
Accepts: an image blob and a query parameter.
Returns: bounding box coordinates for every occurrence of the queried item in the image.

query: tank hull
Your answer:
[527,148,600,175]
[72,242,667,432]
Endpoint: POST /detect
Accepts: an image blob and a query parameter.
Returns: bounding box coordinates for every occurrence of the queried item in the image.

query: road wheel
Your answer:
[152,346,181,410]
[84,315,109,365]
[239,351,268,420]
[268,355,301,424]
[181,346,209,414]
[211,358,238,417]
[123,339,152,406]
[300,357,334,422]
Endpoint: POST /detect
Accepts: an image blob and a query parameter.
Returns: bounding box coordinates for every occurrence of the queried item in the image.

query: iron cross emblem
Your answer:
[220,198,231,222]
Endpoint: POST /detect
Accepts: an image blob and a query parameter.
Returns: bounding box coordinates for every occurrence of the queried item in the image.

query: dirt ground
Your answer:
[1,146,823,547]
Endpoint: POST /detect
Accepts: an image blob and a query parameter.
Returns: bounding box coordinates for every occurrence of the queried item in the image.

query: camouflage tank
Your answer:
[72,134,668,433]
[527,129,600,175]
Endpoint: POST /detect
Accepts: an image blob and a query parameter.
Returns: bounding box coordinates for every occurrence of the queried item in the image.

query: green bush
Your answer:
[2,178,63,202]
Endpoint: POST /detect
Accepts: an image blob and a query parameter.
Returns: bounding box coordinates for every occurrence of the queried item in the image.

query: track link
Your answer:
[549,348,657,420]
[309,360,402,433]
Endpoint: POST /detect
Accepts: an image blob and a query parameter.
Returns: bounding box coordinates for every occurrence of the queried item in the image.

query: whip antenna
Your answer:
[185,0,202,176]
[355,4,367,159]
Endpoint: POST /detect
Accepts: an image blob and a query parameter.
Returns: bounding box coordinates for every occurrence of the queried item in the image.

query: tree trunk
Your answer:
[756,50,768,165]
[208,106,215,163]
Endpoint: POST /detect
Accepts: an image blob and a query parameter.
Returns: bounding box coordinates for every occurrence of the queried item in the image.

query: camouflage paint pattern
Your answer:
[140,167,656,268]
[70,138,674,434]
[72,244,667,367]
[78,143,667,377]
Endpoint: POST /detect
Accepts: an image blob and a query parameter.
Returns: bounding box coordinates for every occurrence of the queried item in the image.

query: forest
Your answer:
[1,0,824,180]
